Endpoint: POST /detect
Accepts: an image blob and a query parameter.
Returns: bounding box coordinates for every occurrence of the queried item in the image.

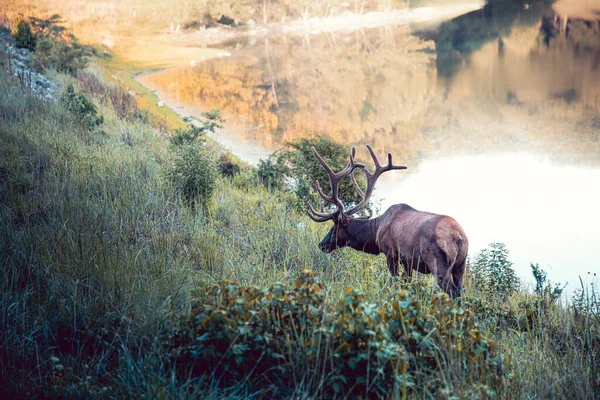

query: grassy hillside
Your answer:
[0,24,598,399]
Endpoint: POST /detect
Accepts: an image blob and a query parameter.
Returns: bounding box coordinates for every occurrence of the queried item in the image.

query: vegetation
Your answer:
[170,110,224,146]
[162,141,218,210]
[166,270,502,398]
[531,262,565,302]
[0,21,598,400]
[12,15,93,75]
[76,72,144,122]
[260,136,372,214]
[470,243,520,299]
[60,84,104,130]
[11,16,36,50]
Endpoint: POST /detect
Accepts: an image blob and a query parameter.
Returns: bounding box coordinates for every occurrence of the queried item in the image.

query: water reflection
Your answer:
[137,0,600,289]
[376,154,600,287]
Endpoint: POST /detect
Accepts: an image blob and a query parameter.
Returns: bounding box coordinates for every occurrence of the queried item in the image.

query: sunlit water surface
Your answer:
[138,0,600,292]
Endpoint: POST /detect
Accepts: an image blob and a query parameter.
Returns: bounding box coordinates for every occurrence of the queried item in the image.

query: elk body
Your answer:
[307,145,468,298]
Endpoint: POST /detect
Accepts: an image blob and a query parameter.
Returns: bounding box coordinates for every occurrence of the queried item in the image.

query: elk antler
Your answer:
[306,146,365,222]
[346,145,407,215]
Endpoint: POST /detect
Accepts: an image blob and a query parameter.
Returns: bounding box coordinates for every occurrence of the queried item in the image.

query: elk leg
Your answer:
[451,257,466,297]
[399,255,415,283]
[386,254,400,276]
[421,249,460,298]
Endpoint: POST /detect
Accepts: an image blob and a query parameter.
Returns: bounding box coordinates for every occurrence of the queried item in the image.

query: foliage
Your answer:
[60,84,104,130]
[21,15,92,75]
[11,17,36,51]
[162,143,218,209]
[164,270,502,398]
[470,243,520,298]
[217,152,241,177]
[264,136,370,214]
[257,157,284,189]
[530,263,565,302]
[32,36,90,75]
[170,110,224,146]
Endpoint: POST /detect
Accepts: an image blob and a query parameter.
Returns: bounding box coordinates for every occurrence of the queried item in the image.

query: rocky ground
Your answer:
[0,28,60,101]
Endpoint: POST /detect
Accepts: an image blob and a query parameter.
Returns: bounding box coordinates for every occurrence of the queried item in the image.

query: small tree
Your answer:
[263,136,371,213]
[471,243,519,298]
[12,17,37,51]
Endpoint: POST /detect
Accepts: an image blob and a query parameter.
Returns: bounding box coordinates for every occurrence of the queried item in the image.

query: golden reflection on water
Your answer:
[137,3,600,289]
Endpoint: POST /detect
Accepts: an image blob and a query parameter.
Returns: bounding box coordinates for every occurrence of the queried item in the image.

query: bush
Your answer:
[60,84,103,130]
[163,270,503,398]
[170,110,224,146]
[162,143,218,210]
[217,152,241,177]
[257,157,284,189]
[261,136,371,213]
[470,243,519,299]
[11,17,36,51]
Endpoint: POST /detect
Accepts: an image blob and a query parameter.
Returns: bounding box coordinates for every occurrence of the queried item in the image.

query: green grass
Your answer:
[0,52,598,399]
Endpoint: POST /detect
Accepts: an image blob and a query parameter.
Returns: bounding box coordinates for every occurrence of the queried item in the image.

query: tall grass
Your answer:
[0,61,598,398]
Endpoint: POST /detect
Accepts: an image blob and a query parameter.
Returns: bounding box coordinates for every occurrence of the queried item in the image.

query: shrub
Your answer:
[162,143,218,210]
[11,17,36,51]
[257,157,284,189]
[470,243,519,299]
[217,152,241,177]
[170,110,224,146]
[60,84,103,130]
[163,270,503,398]
[265,136,371,214]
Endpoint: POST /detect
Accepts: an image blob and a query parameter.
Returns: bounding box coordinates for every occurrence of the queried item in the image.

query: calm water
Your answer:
[138,0,600,291]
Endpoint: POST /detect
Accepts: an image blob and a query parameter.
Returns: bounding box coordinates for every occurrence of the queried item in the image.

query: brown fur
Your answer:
[321,204,468,298]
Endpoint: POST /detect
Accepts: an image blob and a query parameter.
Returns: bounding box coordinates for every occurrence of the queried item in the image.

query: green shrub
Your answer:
[11,17,36,51]
[60,84,103,130]
[170,110,224,146]
[217,152,240,177]
[257,157,284,189]
[163,270,503,398]
[162,143,218,210]
[264,136,371,214]
[470,243,519,299]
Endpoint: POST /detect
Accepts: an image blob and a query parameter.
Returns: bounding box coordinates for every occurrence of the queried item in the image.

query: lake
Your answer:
[137,0,600,293]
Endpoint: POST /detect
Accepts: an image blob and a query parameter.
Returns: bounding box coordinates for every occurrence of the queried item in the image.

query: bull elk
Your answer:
[306,145,468,298]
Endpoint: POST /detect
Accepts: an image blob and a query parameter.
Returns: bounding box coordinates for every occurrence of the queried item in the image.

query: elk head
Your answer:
[306,145,407,253]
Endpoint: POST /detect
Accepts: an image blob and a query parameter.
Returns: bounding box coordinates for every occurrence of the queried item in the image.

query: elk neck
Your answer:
[344,216,381,255]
